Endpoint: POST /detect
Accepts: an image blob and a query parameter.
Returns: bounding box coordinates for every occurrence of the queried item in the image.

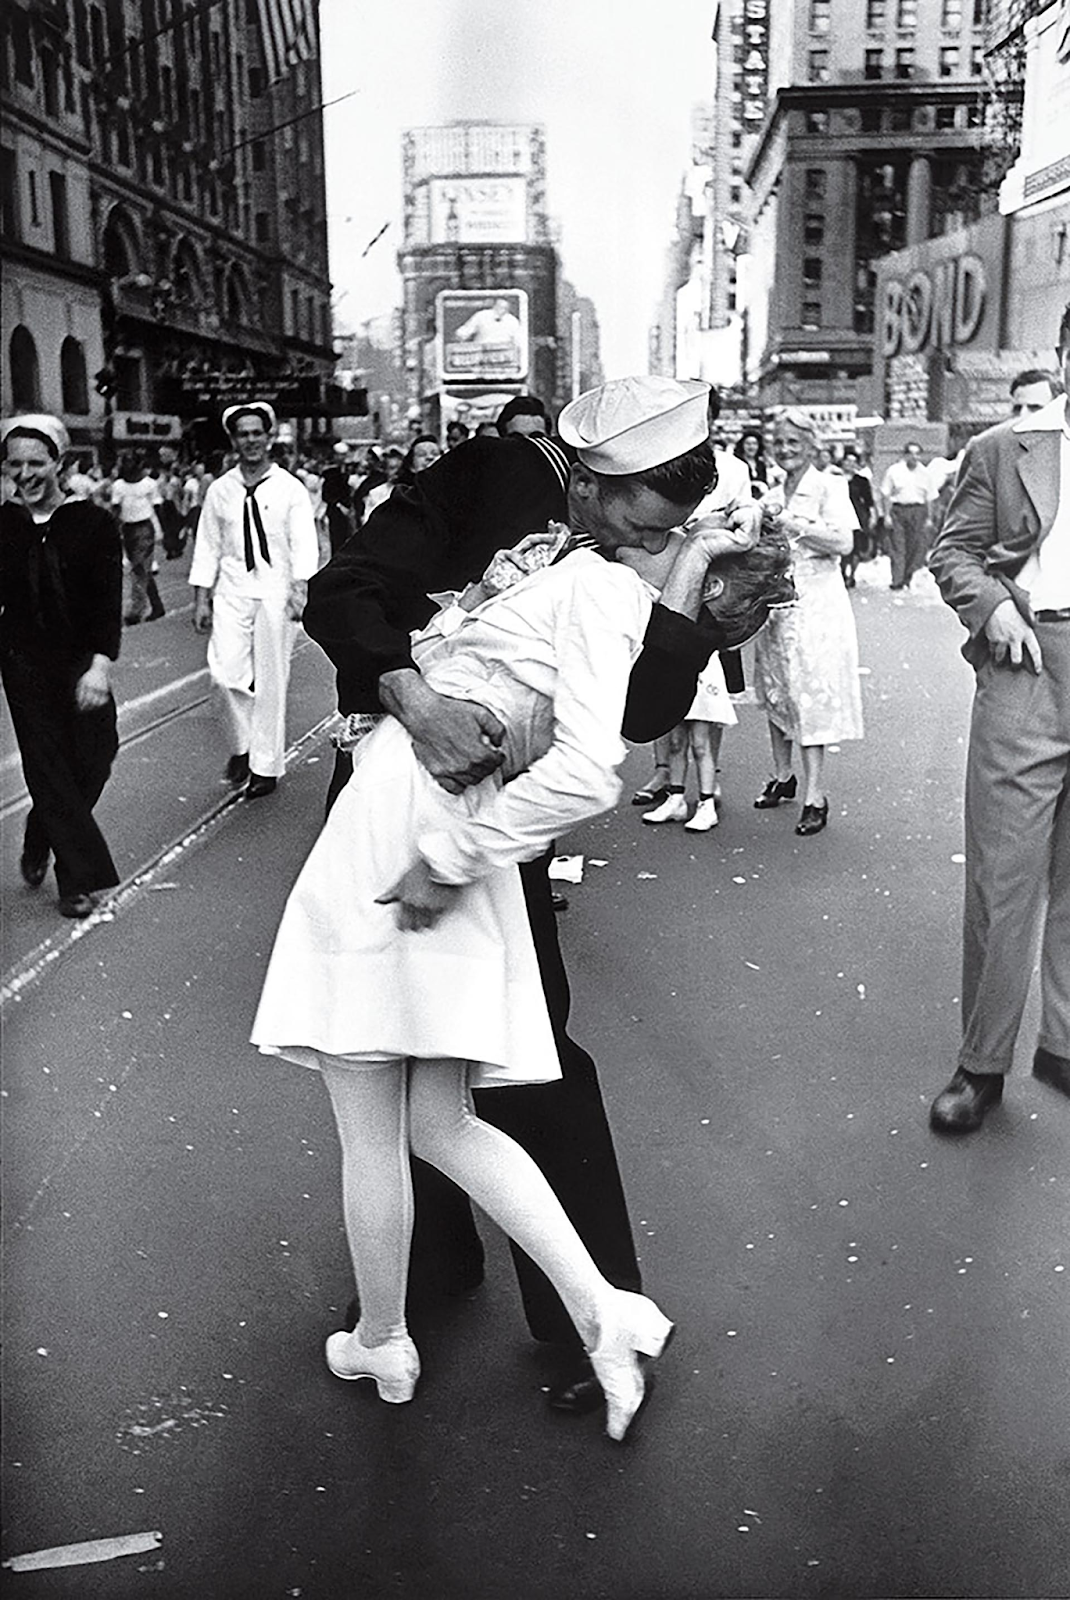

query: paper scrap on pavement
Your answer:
[548,854,584,884]
[3,1531,163,1572]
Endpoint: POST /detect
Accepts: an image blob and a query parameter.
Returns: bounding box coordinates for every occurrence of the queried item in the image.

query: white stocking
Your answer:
[408,1058,609,1348]
[320,1058,413,1347]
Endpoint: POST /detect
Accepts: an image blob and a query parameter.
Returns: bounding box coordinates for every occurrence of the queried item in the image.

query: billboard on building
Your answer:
[428,177,528,244]
[437,290,529,382]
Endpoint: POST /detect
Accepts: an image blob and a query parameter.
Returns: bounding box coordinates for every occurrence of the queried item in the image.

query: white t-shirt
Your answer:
[111,476,162,524]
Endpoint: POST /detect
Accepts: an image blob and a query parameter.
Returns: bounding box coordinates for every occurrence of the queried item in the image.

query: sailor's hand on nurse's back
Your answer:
[379,669,505,794]
[376,859,460,931]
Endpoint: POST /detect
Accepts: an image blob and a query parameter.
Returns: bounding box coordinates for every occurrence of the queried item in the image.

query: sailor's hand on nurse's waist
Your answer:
[379,670,505,793]
[285,579,308,621]
[412,695,505,792]
[376,860,460,931]
[985,598,1043,674]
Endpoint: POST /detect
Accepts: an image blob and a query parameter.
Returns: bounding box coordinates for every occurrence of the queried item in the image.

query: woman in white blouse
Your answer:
[752,409,864,836]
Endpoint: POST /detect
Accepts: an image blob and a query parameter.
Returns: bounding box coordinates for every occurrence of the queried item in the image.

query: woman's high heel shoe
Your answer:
[586,1291,675,1443]
[753,774,797,808]
[324,1327,420,1403]
[795,799,829,836]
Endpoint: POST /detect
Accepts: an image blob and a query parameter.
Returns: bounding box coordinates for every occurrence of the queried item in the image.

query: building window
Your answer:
[249,65,264,98]
[895,46,915,77]
[41,51,60,118]
[860,105,883,132]
[803,257,823,287]
[941,0,962,25]
[255,210,270,242]
[970,44,984,75]
[897,0,917,25]
[889,105,912,130]
[49,171,70,258]
[161,65,174,121]
[10,326,42,410]
[804,211,826,245]
[866,0,886,26]
[60,337,90,414]
[806,109,829,132]
[805,167,827,199]
[1,146,18,238]
[252,140,266,172]
[864,48,883,79]
[966,100,984,127]
[89,6,105,69]
[973,0,988,21]
[27,169,40,227]
[114,354,142,411]
[290,289,300,336]
[935,104,958,129]
[74,0,90,65]
[809,0,830,32]
[116,116,131,167]
[809,47,829,82]
[939,45,960,76]
[801,299,822,329]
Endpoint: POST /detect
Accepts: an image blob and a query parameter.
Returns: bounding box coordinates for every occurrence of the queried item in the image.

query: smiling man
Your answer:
[189,402,319,799]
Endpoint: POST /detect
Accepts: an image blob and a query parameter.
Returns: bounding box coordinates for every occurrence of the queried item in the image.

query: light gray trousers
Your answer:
[960,621,1070,1074]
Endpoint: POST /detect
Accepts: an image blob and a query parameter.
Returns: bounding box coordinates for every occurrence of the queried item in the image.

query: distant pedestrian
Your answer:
[879,442,933,591]
[840,446,876,586]
[927,304,1070,1135]
[445,420,470,450]
[360,448,403,524]
[752,408,863,836]
[733,428,770,497]
[189,402,319,800]
[1008,367,1060,418]
[0,414,122,918]
[111,452,166,622]
[394,434,441,487]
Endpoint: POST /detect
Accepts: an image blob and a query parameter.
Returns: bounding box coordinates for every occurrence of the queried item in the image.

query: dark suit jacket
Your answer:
[929,408,1062,665]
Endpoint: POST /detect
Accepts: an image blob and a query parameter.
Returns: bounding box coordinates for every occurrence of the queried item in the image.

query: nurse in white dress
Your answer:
[752,409,864,837]
[251,378,731,1442]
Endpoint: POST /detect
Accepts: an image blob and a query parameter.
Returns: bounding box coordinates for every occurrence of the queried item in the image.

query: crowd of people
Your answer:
[3,324,1068,1446]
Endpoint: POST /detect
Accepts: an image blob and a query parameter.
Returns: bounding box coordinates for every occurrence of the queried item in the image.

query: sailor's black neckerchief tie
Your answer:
[242,477,272,571]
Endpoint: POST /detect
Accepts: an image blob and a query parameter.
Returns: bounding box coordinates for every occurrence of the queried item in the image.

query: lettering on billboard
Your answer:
[428,177,528,244]
[741,0,768,120]
[881,254,987,357]
[438,290,529,382]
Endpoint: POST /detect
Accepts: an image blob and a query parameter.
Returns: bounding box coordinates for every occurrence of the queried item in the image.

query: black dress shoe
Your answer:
[20,847,50,888]
[551,891,569,912]
[245,773,278,800]
[225,753,250,785]
[1032,1047,1070,1099]
[929,1067,1004,1134]
[631,783,670,807]
[58,892,96,919]
[754,774,797,808]
[546,1353,604,1414]
[795,799,829,836]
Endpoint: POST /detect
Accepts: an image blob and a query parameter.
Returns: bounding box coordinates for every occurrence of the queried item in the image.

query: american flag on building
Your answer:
[255,0,316,84]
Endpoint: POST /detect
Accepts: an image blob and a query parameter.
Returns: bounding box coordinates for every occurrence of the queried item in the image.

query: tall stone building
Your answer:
[397,121,566,434]
[1,0,333,456]
[743,0,991,417]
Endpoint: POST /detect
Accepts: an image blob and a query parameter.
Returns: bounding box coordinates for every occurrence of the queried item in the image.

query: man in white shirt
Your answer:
[927,304,1070,1132]
[880,441,933,591]
[189,402,319,798]
[111,454,165,623]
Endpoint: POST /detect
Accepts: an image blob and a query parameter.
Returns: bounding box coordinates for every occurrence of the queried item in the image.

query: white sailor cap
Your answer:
[222,401,277,435]
[557,376,711,475]
[1,412,71,458]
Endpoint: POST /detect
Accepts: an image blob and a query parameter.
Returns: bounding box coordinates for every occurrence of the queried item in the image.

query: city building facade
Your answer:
[397,121,572,433]
[744,0,990,424]
[1,0,334,459]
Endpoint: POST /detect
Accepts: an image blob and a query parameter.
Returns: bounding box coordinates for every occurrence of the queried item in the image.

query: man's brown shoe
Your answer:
[929,1068,1003,1134]
[1032,1048,1070,1099]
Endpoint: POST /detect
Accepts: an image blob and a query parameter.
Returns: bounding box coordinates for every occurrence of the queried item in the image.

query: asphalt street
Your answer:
[2,557,1068,1600]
